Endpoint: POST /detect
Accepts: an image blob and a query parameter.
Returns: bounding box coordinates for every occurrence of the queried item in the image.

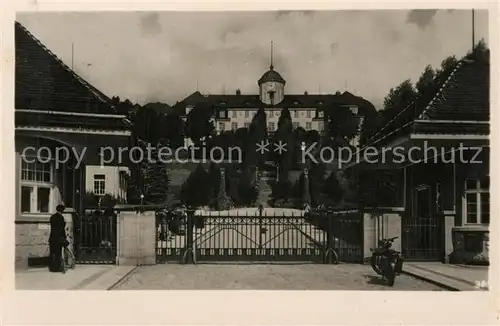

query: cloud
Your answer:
[406,9,438,29]
[140,12,162,36]
[16,11,489,108]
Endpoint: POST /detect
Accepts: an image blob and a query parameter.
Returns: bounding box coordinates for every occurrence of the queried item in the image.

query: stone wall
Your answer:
[362,209,402,262]
[15,212,74,270]
[450,227,489,264]
[116,210,156,266]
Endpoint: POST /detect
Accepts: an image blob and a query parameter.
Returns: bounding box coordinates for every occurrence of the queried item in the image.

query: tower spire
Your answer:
[270,41,274,70]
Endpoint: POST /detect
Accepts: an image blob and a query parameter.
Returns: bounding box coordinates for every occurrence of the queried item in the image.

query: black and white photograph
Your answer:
[1,2,496,325]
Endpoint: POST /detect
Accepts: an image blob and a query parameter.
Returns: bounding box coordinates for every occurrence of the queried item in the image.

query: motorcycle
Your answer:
[370,236,404,286]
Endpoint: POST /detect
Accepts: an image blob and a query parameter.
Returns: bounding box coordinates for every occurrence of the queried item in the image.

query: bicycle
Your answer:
[61,245,76,273]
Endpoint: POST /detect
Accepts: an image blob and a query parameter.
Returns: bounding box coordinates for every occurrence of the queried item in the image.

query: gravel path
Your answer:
[114,264,444,290]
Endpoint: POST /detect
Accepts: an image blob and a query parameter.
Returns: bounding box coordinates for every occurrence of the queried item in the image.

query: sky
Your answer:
[17,10,488,109]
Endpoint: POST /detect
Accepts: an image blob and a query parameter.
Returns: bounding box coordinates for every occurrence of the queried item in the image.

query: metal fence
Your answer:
[156,209,363,264]
[74,208,117,264]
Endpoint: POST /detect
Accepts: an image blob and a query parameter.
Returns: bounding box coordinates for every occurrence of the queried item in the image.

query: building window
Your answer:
[219,122,225,132]
[292,122,300,129]
[305,122,312,130]
[318,110,324,118]
[463,177,489,224]
[219,111,225,118]
[268,122,275,132]
[93,174,106,196]
[245,111,249,118]
[306,110,311,118]
[244,122,250,129]
[232,111,237,118]
[20,159,53,214]
[268,111,274,118]
[231,122,238,130]
[294,110,298,118]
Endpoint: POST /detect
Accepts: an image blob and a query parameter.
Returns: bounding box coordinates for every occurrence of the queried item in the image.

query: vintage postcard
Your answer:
[1,1,497,325]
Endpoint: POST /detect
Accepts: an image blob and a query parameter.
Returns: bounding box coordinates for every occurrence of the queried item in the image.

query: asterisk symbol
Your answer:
[256,140,270,154]
[274,141,287,154]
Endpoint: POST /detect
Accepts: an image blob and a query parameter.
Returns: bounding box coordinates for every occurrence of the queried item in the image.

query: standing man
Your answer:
[49,204,67,272]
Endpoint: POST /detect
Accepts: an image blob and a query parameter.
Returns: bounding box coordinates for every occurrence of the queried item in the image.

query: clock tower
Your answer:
[258,41,285,105]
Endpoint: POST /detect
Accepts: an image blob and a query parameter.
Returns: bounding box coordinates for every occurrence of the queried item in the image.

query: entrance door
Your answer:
[403,185,440,261]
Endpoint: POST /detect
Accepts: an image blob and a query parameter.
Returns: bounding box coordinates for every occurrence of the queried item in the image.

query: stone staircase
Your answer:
[256,169,275,207]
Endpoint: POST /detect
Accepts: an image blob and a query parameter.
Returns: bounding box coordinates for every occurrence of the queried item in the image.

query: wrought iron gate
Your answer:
[403,186,441,261]
[74,208,117,264]
[156,210,363,264]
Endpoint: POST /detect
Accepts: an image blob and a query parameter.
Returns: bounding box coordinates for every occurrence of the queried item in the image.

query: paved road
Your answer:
[113,264,444,290]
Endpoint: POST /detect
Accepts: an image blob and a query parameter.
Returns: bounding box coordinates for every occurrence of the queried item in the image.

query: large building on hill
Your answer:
[173,46,376,147]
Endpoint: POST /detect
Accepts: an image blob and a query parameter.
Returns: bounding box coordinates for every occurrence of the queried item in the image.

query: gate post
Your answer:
[324,212,334,264]
[181,209,195,264]
[258,205,264,248]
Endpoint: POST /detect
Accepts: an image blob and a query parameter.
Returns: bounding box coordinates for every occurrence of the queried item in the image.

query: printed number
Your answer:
[475,280,489,289]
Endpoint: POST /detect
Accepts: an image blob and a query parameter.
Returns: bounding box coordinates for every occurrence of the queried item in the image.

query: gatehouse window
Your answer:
[463,176,489,224]
[20,158,53,214]
[93,174,106,196]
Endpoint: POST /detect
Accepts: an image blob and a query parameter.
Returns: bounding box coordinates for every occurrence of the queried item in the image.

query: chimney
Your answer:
[236,89,241,95]
[304,90,308,95]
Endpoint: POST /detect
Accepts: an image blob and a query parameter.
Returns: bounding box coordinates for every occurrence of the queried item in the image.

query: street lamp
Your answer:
[140,193,144,206]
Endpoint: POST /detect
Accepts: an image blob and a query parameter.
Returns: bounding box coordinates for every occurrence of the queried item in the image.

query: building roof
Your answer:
[15,22,116,114]
[366,58,490,146]
[174,90,376,114]
[258,67,286,85]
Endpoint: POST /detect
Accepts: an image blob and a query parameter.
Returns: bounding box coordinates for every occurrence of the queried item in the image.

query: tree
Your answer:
[185,105,215,145]
[164,114,184,148]
[237,167,258,206]
[322,171,344,207]
[308,162,327,206]
[358,170,398,207]
[272,170,294,203]
[132,106,166,144]
[381,79,417,123]
[325,106,358,148]
[437,55,458,75]
[466,39,490,63]
[143,159,170,205]
[273,108,294,171]
[180,164,210,207]
[244,107,267,167]
[416,65,436,94]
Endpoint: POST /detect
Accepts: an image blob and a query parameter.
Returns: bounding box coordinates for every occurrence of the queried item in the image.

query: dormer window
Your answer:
[219,110,225,118]
[293,101,299,105]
